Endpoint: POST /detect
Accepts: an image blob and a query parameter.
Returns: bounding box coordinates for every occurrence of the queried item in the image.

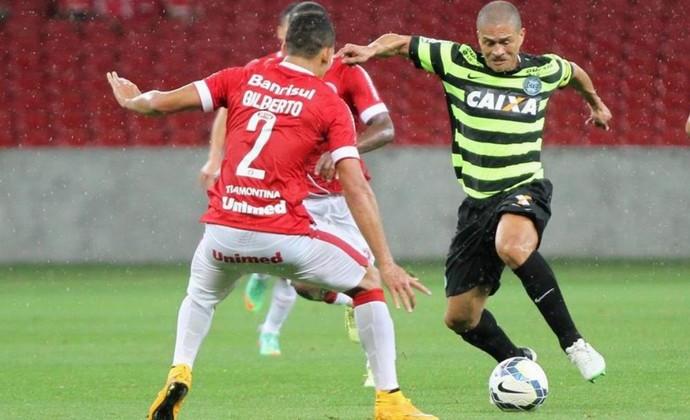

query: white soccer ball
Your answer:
[488,356,549,411]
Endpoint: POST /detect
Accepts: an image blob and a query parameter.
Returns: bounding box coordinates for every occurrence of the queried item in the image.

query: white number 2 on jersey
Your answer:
[236,111,277,180]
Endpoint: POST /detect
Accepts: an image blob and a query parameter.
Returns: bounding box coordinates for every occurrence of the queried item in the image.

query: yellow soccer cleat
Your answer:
[148,364,193,420]
[345,306,360,343]
[374,390,438,420]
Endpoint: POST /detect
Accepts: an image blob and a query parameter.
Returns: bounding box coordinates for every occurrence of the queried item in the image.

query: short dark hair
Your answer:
[279,2,327,27]
[285,11,335,58]
[289,1,327,19]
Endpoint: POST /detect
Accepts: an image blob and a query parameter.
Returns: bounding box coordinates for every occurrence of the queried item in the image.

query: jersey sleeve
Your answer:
[193,67,245,112]
[543,54,573,88]
[343,65,388,124]
[557,57,573,88]
[325,98,359,164]
[409,35,459,76]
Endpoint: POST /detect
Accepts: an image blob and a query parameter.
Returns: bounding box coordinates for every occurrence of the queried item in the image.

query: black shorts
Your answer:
[444,179,553,297]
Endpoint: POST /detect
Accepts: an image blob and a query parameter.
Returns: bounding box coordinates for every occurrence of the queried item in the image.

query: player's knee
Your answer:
[186,283,229,308]
[186,290,221,310]
[356,266,382,290]
[292,282,326,301]
[444,311,479,334]
[496,241,532,269]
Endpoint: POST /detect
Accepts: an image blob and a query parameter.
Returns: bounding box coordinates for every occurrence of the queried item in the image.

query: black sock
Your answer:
[514,251,581,351]
[459,309,521,362]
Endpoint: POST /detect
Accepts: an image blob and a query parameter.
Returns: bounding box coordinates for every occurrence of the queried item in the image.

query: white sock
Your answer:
[173,296,214,369]
[332,293,353,306]
[261,279,297,335]
[354,301,399,390]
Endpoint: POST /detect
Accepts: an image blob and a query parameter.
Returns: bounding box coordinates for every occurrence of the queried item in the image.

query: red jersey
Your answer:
[194,61,358,235]
[248,53,387,194]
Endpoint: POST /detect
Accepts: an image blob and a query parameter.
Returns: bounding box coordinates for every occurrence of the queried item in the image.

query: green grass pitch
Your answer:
[1,260,689,419]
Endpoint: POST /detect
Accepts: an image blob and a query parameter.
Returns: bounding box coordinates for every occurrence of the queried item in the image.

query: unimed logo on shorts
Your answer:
[212,250,284,264]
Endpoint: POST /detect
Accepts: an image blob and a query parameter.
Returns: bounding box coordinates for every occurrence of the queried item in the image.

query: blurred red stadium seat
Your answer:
[166,113,211,146]
[89,104,130,147]
[1,0,688,149]
[53,110,90,146]
[15,111,54,147]
[129,116,170,146]
[0,110,16,147]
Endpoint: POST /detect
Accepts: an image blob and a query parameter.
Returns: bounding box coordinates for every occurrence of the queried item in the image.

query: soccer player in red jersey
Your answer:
[200,2,395,376]
[107,11,436,420]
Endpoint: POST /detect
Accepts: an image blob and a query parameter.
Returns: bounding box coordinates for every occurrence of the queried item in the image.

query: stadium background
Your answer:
[1,0,689,262]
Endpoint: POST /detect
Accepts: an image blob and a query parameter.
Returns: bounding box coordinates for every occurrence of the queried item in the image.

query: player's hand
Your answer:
[106,71,142,107]
[586,101,612,131]
[379,262,432,313]
[337,43,376,65]
[314,151,335,181]
[198,160,221,190]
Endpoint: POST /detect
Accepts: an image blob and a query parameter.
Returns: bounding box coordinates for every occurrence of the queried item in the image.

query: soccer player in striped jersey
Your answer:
[109,11,436,420]
[339,0,612,383]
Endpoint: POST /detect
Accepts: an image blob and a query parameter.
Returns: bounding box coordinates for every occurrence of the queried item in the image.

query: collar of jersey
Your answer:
[279,60,315,76]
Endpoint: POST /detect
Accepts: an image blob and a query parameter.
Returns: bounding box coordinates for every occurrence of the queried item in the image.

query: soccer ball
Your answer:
[488,356,549,411]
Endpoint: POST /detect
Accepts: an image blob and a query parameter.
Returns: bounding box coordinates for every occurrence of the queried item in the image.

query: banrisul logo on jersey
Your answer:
[465,85,540,119]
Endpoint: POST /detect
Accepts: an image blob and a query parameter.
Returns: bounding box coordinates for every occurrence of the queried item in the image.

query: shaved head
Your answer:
[475,0,525,72]
[477,1,522,32]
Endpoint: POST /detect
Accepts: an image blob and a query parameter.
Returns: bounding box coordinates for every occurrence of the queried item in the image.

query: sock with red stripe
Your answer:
[324,291,353,306]
[353,289,398,391]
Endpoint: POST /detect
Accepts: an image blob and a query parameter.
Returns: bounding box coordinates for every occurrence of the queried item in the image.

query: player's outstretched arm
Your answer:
[357,112,395,153]
[106,71,202,116]
[337,158,431,312]
[338,34,412,65]
[685,112,690,137]
[567,63,612,131]
[198,108,228,189]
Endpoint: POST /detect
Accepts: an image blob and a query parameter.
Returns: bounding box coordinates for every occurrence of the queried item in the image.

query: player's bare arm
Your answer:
[198,108,228,189]
[356,112,395,153]
[567,63,612,131]
[336,157,431,313]
[685,113,690,136]
[106,71,201,115]
[315,112,394,180]
[338,34,412,65]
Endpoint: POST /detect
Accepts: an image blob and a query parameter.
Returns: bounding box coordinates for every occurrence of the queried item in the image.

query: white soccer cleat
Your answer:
[566,338,606,382]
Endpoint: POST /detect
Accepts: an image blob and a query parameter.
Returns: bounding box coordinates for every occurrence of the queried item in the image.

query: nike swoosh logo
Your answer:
[534,288,555,303]
[497,381,529,394]
[467,73,485,80]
